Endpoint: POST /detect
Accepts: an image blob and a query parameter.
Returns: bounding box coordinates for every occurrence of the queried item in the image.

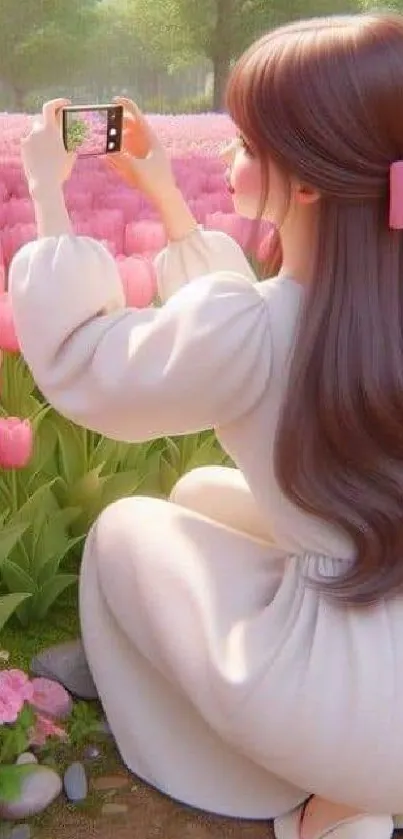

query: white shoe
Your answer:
[274,801,394,838]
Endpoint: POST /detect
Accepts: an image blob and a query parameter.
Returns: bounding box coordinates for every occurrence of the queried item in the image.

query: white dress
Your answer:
[9,229,403,819]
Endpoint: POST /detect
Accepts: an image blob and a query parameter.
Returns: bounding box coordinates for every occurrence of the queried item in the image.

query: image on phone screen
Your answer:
[64,108,119,156]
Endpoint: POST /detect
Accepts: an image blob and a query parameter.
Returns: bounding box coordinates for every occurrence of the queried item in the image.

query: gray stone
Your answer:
[9,826,31,839]
[82,745,101,761]
[101,803,128,816]
[63,762,88,803]
[0,766,62,820]
[30,639,98,701]
[15,753,37,766]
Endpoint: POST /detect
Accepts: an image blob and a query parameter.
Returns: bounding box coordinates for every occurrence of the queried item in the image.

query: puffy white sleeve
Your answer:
[155,228,257,300]
[9,236,271,443]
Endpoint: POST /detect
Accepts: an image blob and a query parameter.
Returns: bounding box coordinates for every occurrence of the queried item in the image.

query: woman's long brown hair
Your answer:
[227,14,403,604]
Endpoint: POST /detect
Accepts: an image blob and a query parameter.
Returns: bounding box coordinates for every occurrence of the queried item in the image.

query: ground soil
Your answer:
[34,769,275,839]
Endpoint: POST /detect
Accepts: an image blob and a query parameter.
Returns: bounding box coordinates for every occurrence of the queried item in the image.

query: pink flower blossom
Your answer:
[0,417,34,469]
[0,686,23,724]
[30,677,72,720]
[0,669,34,702]
[29,713,67,746]
[0,292,19,352]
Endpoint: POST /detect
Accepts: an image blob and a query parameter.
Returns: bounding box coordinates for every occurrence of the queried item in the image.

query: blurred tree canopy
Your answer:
[0,0,398,111]
[0,0,98,109]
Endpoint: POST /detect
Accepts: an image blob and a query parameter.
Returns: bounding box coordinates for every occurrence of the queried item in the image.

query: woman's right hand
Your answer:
[105,97,177,207]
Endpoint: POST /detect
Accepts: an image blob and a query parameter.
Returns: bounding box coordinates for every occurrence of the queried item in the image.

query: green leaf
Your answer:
[0,522,29,566]
[32,507,81,576]
[164,437,181,472]
[0,764,37,802]
[159,457,179,496]
[1,560,35,594]
[36,536,84,587]
[97,469,141,510]
[11,480,57,527]
[67,464,103,508]
[32,573,78,620]
[26,408,58,480]
[0,592,31,631]
[51,413,87,485]
[90,436,127,470]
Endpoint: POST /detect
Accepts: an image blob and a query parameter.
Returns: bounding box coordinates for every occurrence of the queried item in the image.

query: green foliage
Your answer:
[0,350,228,629]
[0,705,35,766]
[144,93,213,114]
[0,763,35,804]
[0,0,99,106]
[66,702,101,748]
[65,119,90,152]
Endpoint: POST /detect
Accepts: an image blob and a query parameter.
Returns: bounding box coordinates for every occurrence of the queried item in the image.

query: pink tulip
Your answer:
[0,292,19,351]
[117,256,157,308]
[0,417,33,469]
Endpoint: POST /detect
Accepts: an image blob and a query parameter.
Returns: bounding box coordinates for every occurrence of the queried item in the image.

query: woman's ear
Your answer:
[294,180,320,205]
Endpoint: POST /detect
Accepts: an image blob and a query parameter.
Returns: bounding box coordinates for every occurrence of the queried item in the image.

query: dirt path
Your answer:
[35,771,275,839]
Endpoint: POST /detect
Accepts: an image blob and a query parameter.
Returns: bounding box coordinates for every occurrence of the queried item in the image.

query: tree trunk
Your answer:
[13,88,26,113]
[212,53,231,111]
[211,0,233,111]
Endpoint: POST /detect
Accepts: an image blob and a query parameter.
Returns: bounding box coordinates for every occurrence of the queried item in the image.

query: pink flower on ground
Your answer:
[0,669,34,702]
[29,713,67,747]
[0,292,19,352]
[0,686,23,724]
[0,417,33,469]
[117,256,157,308]
[30,678,72,720]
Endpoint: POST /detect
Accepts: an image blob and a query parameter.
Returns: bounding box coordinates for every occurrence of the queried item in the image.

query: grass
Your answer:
[2,584,130,834]
[1,586,80,671]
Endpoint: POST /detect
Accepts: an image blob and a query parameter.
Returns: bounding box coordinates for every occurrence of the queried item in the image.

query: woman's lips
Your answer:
[225,169,235,194]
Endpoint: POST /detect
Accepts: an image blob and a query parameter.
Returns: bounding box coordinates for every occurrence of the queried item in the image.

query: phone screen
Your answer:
[62,105,123,156]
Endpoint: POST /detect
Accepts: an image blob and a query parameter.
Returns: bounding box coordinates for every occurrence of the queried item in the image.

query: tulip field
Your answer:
[0,112,272,635]
[0,113,270,306]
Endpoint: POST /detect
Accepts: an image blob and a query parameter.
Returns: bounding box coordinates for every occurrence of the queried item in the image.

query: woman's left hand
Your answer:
[21,99,76,197]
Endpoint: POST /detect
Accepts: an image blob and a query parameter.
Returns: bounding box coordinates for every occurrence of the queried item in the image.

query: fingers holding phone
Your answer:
[21,98,76,196]
[105,97,177,208]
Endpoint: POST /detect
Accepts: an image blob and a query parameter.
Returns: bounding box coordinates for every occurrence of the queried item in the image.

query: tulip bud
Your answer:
[0,417,33,469]
[0,292,19,352]
[117,256,156,308]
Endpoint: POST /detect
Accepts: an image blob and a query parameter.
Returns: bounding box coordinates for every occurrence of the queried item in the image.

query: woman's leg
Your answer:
[171,466,273,543]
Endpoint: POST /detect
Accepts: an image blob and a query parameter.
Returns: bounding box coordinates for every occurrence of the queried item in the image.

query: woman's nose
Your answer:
[220,139,238,164]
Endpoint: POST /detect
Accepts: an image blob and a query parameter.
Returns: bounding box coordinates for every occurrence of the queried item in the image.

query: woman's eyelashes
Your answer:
[237,134,254,156]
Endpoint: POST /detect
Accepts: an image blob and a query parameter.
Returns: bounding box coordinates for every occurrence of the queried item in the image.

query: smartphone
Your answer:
[61,104,123,157]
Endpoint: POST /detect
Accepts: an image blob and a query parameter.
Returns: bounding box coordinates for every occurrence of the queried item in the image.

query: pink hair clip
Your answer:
[389,161,403,229]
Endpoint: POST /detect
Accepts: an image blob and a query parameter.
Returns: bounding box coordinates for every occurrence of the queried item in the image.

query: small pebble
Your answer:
[92,775,129,791]
[0,766,62,820]
[83,745,101,760]
[101,803,128,816]
[64,762,88,803]
[9,826,31,839]
[16,753,38,766]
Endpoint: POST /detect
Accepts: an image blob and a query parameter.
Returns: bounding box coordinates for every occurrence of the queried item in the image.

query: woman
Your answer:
[10,13,403,838]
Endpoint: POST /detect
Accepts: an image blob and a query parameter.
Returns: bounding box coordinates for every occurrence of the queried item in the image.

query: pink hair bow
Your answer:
[389,161,403,229]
